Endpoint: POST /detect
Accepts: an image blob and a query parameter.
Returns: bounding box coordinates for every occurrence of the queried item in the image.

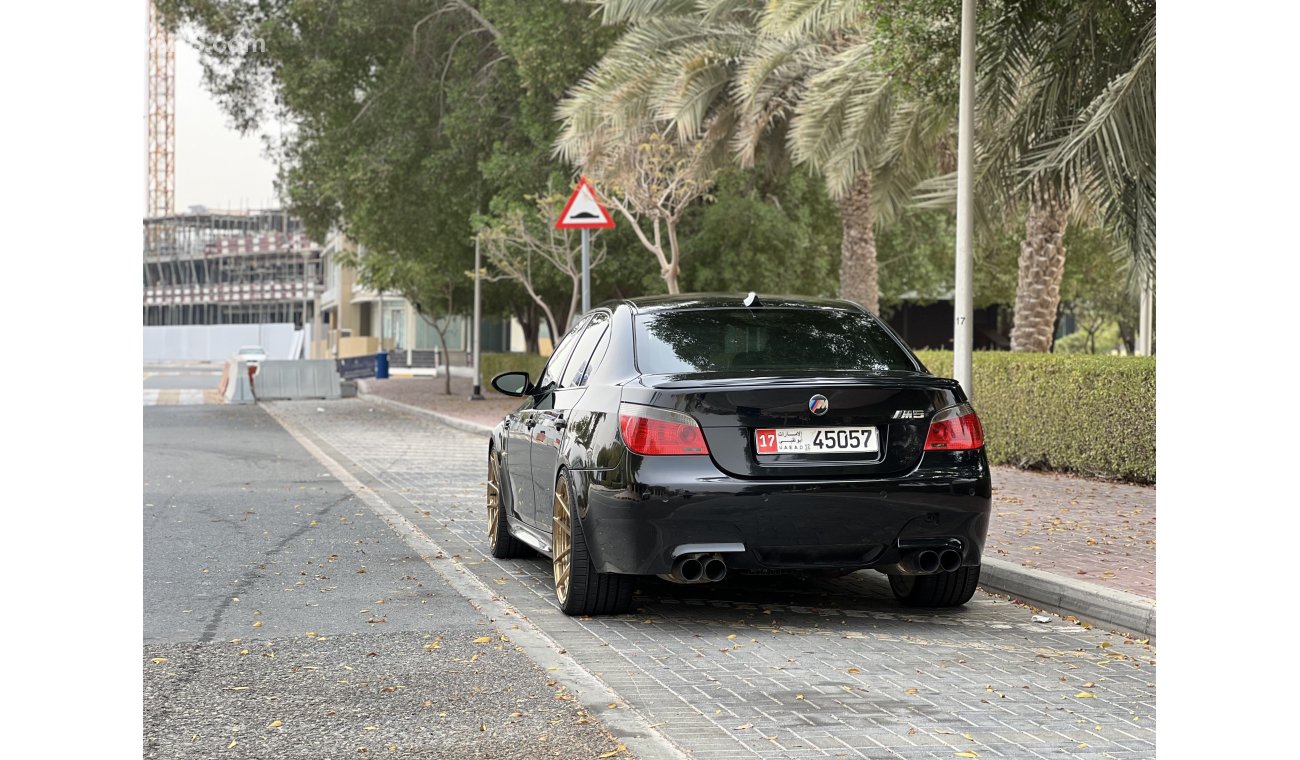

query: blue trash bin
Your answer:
[375,351,389,379]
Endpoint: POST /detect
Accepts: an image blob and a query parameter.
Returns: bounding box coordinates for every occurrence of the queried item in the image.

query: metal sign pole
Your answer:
[470,236,485,400]
[581,228,591,314]
[953,0,977,401]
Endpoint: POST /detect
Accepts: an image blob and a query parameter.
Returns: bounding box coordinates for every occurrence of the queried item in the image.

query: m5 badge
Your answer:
[892,410,926,419]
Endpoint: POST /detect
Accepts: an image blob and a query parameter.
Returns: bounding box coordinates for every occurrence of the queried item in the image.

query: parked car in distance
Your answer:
[235,345,267,366]
[485,294,991,616]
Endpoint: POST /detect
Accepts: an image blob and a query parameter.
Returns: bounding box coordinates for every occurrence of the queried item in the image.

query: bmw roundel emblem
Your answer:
[809,394,829,416]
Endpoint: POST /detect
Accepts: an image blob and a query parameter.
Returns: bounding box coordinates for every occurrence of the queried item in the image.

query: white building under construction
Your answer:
[143,208,323,327]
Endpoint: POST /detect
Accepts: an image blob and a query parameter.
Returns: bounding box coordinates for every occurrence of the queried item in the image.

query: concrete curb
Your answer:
[354,387,1158,641]
[981,558,1156,641]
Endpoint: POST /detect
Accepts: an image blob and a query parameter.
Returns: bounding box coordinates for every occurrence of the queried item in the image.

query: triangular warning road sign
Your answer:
[555,177,615,229]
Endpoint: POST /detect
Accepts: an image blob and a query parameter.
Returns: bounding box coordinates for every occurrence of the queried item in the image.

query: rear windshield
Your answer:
[635,308,917,374]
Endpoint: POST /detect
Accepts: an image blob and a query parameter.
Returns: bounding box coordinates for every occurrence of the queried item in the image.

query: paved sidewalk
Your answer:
[360,375,1156,631]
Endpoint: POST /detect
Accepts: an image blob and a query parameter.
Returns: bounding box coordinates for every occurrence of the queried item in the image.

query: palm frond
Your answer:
[598,0,697,24]
[758,0,865,40]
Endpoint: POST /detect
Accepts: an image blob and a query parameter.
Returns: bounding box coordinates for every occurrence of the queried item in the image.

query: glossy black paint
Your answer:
[488,294,992,576]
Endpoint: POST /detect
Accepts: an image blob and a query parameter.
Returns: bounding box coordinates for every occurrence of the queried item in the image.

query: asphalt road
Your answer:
[143,404,630,759]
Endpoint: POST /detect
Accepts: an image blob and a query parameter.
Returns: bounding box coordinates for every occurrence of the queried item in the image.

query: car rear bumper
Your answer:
[579,451,992,576]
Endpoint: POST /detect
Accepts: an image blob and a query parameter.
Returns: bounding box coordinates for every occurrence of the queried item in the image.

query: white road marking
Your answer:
[143,388,220,406]
[262,402,687,760]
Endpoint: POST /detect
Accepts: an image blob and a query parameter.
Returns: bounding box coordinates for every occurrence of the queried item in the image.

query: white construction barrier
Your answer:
[223,360,256,404]
[252,360,341,400]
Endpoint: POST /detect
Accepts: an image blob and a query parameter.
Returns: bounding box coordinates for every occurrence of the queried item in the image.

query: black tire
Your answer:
[551,470,635,616]
[487,450,533,559]
[889,565,981,607]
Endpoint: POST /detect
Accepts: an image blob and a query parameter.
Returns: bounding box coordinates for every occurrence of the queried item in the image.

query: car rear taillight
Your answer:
[924,403,984,451]
[618,404,710,456]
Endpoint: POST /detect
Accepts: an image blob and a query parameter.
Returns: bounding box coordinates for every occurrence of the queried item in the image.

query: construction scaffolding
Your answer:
[142,208,323,326]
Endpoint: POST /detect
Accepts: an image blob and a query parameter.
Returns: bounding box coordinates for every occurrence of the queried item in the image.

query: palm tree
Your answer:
[951,0,1155,351]
[555,0,945,314]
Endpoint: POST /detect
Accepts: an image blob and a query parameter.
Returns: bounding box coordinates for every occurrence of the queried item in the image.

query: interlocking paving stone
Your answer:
[269,400,1156,759]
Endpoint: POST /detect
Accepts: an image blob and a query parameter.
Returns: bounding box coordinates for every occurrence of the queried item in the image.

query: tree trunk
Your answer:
[431,322,453,395]
[1010,198,1070,352]
[663,221,682,294]
[837,170,879,314]
[516,301,540,354]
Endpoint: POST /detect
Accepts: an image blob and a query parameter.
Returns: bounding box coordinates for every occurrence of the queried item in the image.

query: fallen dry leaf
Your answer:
[954,753,978,758]
[1075,691,1097,699]
[472,636,492,644]
[735,723,753,731]
[268,720,282,729]
[847,667,861,674]
[151,658,168,665]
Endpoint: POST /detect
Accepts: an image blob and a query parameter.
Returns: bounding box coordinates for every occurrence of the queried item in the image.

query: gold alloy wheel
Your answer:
[487,455,501,552]
[552,476,572,605]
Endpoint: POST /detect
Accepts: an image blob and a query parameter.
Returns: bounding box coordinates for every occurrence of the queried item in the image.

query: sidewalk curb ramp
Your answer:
[357,388,1157,640]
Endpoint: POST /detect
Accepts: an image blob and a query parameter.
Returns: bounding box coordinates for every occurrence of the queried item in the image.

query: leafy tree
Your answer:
[161,0,617,365]
[679,167,840,298]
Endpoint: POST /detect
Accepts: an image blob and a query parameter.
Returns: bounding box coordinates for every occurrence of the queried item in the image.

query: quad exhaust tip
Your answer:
[663,553,728,584]
[883,545,965,576]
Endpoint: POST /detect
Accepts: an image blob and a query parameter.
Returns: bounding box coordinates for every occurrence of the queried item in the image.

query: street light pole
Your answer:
[953,0,977,400]
[470,236,485,400]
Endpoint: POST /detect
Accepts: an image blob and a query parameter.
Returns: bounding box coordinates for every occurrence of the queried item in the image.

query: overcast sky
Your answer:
[173,37,279,212]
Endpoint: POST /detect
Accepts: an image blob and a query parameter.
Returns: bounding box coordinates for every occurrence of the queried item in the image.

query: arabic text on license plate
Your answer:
[754,427,880,454]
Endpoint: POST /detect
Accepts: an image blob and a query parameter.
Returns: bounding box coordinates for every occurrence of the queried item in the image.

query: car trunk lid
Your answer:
[623,371,963,479]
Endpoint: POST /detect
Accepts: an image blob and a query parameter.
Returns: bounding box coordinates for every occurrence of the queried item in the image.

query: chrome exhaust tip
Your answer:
[938,548,962,573]
[677,557,703,583]
[703,556,728,582]
[915,549,941,575]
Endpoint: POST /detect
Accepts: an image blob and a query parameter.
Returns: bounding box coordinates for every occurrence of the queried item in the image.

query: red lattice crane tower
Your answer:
[147,0,175,219]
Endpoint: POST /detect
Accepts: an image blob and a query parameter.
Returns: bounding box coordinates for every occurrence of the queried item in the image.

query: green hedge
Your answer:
[480,349,1155,483]
[914,351,1155,483]
[480,352,549,387]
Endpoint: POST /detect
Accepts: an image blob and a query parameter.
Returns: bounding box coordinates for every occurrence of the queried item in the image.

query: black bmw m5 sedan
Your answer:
[487,294,991,616]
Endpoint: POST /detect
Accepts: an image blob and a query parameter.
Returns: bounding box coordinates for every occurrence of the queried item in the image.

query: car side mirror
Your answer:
[491,371,533,397]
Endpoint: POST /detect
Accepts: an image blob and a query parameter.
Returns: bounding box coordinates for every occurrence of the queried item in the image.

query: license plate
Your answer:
[754,427,880,454]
